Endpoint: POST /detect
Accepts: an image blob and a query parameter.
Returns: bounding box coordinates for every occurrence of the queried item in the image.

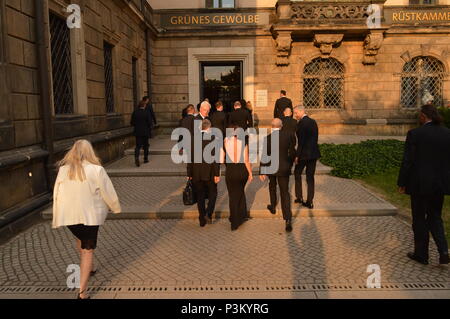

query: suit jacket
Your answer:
[260,129,296,177]
[397,122,450,195]
[210,110,227,136]
[296,115,321,160]
[179,114,195,136]
[130,108,152,137]
[187,132,221,182]
[228,108,253,131]
[145,103,157,126]
[274,97,293,119]
[281,116,297,137]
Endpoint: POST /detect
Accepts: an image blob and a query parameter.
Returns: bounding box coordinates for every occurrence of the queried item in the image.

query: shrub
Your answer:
[438,106,450,129]
[319,140,405,179]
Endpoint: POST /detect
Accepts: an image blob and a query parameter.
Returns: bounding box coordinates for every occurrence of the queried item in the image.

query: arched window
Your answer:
[400,56,445,108]
[302,57,344,109]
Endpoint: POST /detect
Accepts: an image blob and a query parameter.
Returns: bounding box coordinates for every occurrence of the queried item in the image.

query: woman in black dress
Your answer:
[221,124,253,231]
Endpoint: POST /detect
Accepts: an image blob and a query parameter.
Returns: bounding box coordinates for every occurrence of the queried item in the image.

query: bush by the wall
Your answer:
[319,140,405,179]
[438,106,450,129]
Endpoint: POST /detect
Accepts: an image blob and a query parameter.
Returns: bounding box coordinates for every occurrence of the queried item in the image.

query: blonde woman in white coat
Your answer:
[53,140,121,299]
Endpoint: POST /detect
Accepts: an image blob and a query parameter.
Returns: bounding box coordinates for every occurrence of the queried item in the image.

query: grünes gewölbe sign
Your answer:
[160,12,270,28]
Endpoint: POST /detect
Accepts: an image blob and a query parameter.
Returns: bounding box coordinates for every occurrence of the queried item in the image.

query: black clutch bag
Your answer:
[183,180,197,205]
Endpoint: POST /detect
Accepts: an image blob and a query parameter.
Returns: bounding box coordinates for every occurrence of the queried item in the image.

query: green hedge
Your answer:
[438,107,450,129]
[319,140,405,179]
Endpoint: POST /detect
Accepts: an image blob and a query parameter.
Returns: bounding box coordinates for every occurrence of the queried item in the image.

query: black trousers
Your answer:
[410,194,449,259]
[268,175,292,221]
[294,159,317,203]
[135,136,149,160]
[193,180,218,220]
[225,163,249,228]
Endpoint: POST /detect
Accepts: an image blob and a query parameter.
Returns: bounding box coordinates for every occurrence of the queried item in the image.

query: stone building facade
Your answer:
[148,0,450,135]
[0,0,156,235]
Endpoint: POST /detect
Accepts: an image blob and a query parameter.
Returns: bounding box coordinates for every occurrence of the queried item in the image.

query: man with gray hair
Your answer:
[293,105,321,209]
[260,118,296,232]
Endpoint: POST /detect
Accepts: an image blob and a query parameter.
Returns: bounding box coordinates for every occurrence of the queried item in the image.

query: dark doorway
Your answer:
[200,61,242,113]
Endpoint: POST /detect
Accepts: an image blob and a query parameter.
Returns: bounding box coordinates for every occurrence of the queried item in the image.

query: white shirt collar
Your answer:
[272,128,281,131]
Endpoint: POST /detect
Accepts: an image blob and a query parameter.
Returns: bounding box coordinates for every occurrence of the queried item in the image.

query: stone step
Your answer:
[42,175,397,220]
[106,155,333,177]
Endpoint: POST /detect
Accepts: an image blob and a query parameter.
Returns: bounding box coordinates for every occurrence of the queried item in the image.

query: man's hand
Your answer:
[214,176,220,184]
[187,177,192,181]
[295,157,300,165]
[259,175,266,182]
[398,186,406,194]
[248,173,253,183]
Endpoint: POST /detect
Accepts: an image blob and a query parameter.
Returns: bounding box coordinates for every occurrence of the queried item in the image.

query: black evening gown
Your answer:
[225,156,249,229]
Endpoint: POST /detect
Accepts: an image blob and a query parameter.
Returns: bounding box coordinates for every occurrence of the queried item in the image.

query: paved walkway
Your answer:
[2,135,448,299]
[0,218,448,299]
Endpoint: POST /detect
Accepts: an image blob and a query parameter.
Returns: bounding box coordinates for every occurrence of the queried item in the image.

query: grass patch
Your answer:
[320,140,449,241]
[358,167,450,241]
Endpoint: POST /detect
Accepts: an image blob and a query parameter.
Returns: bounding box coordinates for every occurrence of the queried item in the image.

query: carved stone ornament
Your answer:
[275,32,293,66]
[314,34,343,58]
[363,32,384,65]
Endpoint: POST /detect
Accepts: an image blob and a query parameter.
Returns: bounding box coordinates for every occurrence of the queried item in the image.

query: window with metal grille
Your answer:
[104,42,115,113]
[132,57,138,108]
[400,56,445,109]
[302,57,344,109]
[206,0,235,8]
[409,0,436,4]
[49,12,74,114]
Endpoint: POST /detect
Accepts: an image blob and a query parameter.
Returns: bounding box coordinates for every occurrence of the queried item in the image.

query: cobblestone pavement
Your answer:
[107,175,395,214]
[0,218,448,298]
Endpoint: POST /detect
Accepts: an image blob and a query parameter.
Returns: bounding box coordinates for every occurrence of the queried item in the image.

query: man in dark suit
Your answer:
[274,90,293,119]
[178,104,195,158]
[131,99,153,167]
[293,106,321,209]
[228,100,253,143]
[398,104,450,265]
[210,101,227,138]
[260,118,296,232]
[281,107,297,137]
[187,119,220,227]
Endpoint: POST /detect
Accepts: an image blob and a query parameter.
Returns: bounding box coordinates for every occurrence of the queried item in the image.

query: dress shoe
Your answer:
[439,253,450,265]
[144,159,149,164]
[267,205,276,215]
[285,220,293,232]
[303,201,314,209]
[199,217,207,227]
[231,225,239,231]
[407,252,429,265]
[135,158,140,167]
[294,198,304,204]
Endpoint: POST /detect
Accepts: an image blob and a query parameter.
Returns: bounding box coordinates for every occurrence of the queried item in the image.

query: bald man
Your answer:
[260,118,296,232]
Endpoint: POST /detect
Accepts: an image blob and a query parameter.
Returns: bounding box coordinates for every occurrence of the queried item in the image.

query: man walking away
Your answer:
[260,118,296,232]
[187,119,220,227]
[131,99,153,167]
[281,107,297,137]
[274,90,293,119]
[210,101,227,137]
[398,104,450,265]
[293,106,320,209]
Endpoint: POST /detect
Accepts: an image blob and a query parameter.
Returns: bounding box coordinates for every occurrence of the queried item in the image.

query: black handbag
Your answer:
[183,180,197,205]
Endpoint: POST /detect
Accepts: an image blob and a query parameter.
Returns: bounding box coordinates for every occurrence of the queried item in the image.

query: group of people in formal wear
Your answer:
[50,91,449,299]
[179,90,321,233]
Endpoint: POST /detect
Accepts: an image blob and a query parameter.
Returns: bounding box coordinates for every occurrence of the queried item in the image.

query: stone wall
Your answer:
[151,31,450,135]
[0,0,154,225]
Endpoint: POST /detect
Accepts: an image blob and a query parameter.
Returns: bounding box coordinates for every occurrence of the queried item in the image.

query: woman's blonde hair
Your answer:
[58,139,101,181]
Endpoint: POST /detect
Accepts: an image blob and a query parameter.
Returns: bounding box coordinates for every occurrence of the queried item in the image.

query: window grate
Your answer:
[49,12,74,115]
[400,56,445,109]
[303,58,344,109]
[104,42,115,113]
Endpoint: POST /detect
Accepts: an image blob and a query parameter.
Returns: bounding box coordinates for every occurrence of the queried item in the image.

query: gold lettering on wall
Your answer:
[167,13,262,26]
